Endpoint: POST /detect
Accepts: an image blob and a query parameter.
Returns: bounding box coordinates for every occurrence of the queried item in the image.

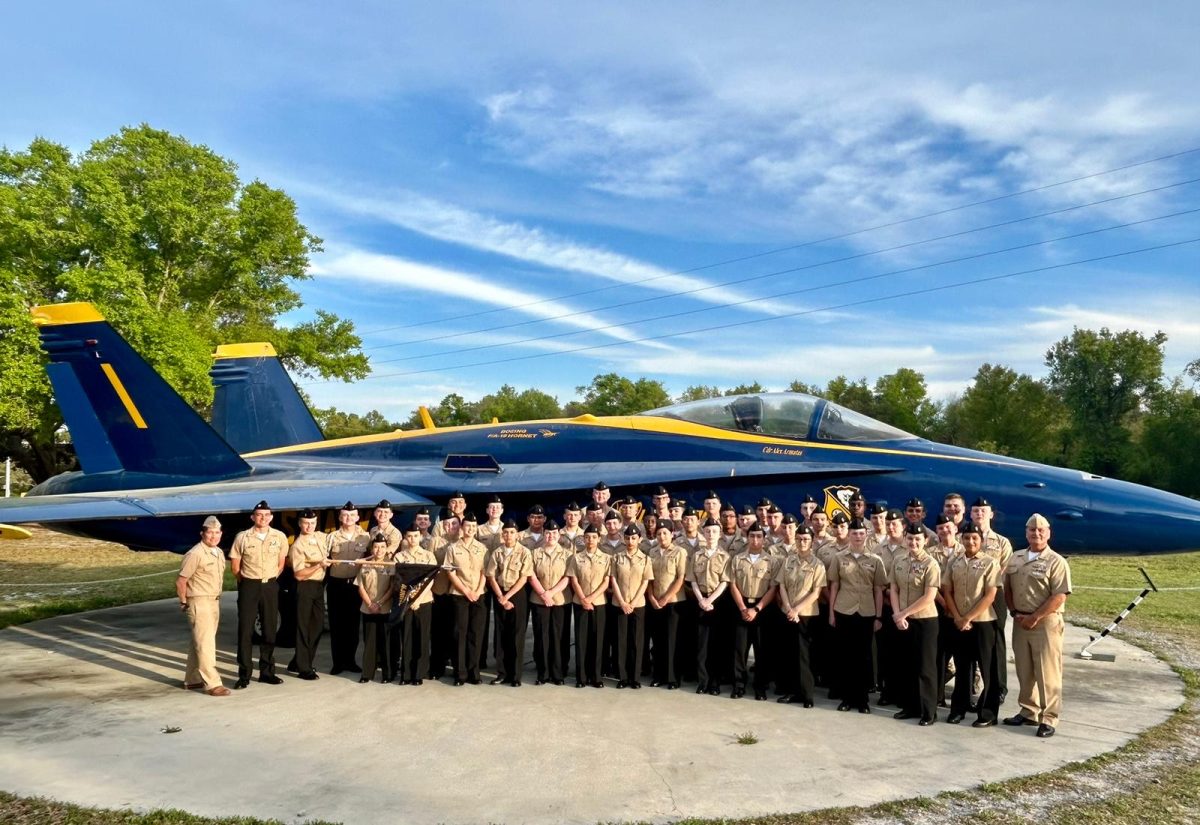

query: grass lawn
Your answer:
[1,529,1198,824]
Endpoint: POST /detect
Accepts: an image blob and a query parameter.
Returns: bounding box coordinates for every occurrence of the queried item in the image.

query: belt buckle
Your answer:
[262,578,269,584]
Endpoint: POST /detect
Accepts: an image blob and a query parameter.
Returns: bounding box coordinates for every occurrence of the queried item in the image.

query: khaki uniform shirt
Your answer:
[327,528,371,579]
[289,533,328,583]
[477,522,505,552]
[813,536,839,567]
[647,544,688,603]
[929,541,961,576]
[568,550,611,606]
[875,541,906,578]
[395,545,438,608]
[355,565,393,614]
[432,514,466,541]
[892,552,941,619]
[485,544,534,591]
[677,536,702,560]
[601,537,625,556]
[531,544,573,606]
[774,553,826,616]
[516,529,544,551]
[686,547,731,595]
[1006,547,1072,614]
[369,523,402,558]
[559,529,586,553]
[230,528,288,581]
[981,531,1014,576]
[179,542,225,598]
[718,533,746,556]
[447,538,489,598]
[611,550,654,608]
[828,550,887,617]
[427,535,454,595]
[729,552,780,601]
[947,553,1001,621]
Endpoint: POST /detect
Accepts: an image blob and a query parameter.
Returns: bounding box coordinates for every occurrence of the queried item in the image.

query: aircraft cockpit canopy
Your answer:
[639,392,914,442]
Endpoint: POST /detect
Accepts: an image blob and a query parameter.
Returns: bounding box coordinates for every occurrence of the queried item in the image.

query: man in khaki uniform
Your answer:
[591,481,613,511]
[799,493,819,527]
[867,503,889,550]
[943,523,1002,726]
[432,492,467,539]
[356,534,395,683]
[691,517,732,695]
[289,509,329,680]
[485,519,533,686]
[890,524,942,725]
[396,526,438,685]
[774,525,825,707]
[569,525,611,687]
[369,499,401,558]
[972,496,1014,702]
[530,518,572,684]
[904,498,939,543]
[646,522,687,689]
[827,523,887,713]
[176,516,229,696]
[611,526,654,688]
[1004,513,1072,737]
[326,501,371,675]
[446,513,489,685]
[560,502,586,551]
[427,512,460,679]
[930,513,962,706]
[728,524,780,700]
[718,505,744,555]
[229,500,289,689]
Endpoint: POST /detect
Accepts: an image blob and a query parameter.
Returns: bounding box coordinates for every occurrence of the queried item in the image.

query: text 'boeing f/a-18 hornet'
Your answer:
[2,302,1199,555]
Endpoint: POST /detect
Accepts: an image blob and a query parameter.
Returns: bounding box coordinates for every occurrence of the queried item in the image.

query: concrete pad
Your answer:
[0,600,1182,824]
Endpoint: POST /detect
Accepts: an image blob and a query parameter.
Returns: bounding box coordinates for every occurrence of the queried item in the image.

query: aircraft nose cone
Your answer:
[1082,479,1200,554]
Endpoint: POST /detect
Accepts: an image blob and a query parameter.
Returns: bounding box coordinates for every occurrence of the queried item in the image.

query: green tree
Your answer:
[0,125,367,480]
[821,376,876,415]
[314,408,398,440]
[575,373,671,416]
[405,393,478,428]
[872,368,941,437]
[724,382,766,395]
[939,364,1068,463]
[1045,328,1167,476]
[476,385,562,422]
[677,385,722,402]
[1131,362,1200,497]
[786,379,823,395]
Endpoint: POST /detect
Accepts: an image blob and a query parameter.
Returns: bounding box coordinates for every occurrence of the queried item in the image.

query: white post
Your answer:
[4,457,10,498]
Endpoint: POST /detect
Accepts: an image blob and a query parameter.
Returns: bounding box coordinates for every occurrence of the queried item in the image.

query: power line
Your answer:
[367,207,1200,365]
[302,236,1200,384]
[365,176,1200,352]
[353,145,1200,337]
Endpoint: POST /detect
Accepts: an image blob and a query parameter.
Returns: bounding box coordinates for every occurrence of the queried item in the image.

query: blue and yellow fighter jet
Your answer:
[2,302,1199,555]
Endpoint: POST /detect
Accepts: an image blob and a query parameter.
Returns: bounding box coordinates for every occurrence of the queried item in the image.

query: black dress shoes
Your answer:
[576,681,586,688]
[330,667,344,676]
[836,701,852,712]
[345,664,362,674]
[858,705,871,714]
[754,691,767,701]
[946,713,965,724]
[233,679,250,690]
[803,701,815,708]
[919,716,937,726]
[358,676,370,683]
[616,681,628,689]
[490,676,506,685]
[893,710,918,720]
[650,680,662,687]
[1003,714,1035,726]
[298,671,319,681]
[259,674,283,685]
[631,681,642,690]
[972,718,996,728]
[454,679,465,686]
[1036,724,1056,738]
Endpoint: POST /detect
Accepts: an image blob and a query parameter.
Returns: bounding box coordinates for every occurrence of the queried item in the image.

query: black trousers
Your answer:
[835,611,874,709]
[733,610,769,693]
[452,596,486,681]
[936,605,955,704]
[559,598,573,676]
[294,579,325,674]
[993,586,1009,697]
[574,603,606,684]
[695,594,728,688]
[325,577,361,670]
[899,616,939,719]
[402,603,432,682]
[361,613,391,681]
[952,619,1000,721]
[430,593,455,678]
[676,597,698,682]
[602,603,618,676]
[275,566,297,649]
[647,601,681,684]
[532,603,566,682]
[494,590,529,682]
[481,590,495,669]
[615,605,646,684]
[812,601,833,686]
[236,578,278,680]
[779,616,816,702]
[876,602,900,702]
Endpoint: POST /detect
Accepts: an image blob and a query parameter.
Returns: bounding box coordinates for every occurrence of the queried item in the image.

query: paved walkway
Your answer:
[0,600,1182,824]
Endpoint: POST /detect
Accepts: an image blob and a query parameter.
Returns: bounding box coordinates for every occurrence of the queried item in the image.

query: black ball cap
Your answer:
[830,512,849,524]
[906,498,924,509]
[593,481,609,491]
[705,490,720,500]
[461,511,478,524]
[848,492,866,503]
[801,494,817,504]
[671,499,687,508]
[960,523,983,535]
[701,517,719,529]
[371,533,388,544]
[886,508,904,521]
[781,513,798,524]
[586,502,603,512]
[658,520,676,532]
[766,504,781,514]
[583,524,601,535]
[798,525,815,537]
[623,525,641,538]
[528,504,546,515]
[652,485,669,496]
[935,514,953,525]
[719,502,736,513]
[869,503,887,515]
[544,518,561,531]
[746,523,765,535]
[340,501,356,512]
[502,518,519,530]
[299,509,317,519]
[486,494,503,505]
[681,507,697,518]
[972,497,991,508]
[848,517,867,530]
[565,501,581,511]
[253,500,271,512]
[604,509,621,522]
[450,491,466,500]
[905,522,926,535]
[376,499,392,509]
[756,497,773,508]
[415,507,430,517]
[739,504,755,516]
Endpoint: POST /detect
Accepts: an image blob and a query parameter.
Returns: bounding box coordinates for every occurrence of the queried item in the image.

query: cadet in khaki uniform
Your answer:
[396,526,438,685]
[729,524,780,700]
[799,493,819,527]
[426,512,460,679]
[446,513,489,685]
[530,519,572,684]
[690,518,731,695]
[943,523,1002,726]
[486,519,533,686]
[673,508,702,683]
[610,526,654,688]
[177,516,229,695]
[702,491,722,527]
[569,525,611,687]
[874,509,907,706]
[827,524,887,712]
[369,499,402,558]
[478,495,506,551]
[890,524,942,725]
[1004,513,1072,737]
[326,502,371,675]
[289,509,329,680]
[477,495,507,671]
[229,500,289,689]
[556,508,582,675]
[646,522,687,689]
[904,498,939,544]
[867,503,889,550]
[774,525,825,707]
[972,496,1014,702]
[432,492,467,539]
[930,514,962,706]
[356,534,395,683]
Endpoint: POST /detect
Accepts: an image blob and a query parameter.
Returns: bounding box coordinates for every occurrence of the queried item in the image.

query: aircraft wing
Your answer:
[0,480,433,525]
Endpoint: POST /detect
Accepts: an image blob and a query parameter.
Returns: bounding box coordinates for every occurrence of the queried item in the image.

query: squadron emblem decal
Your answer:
[822,485,861,520]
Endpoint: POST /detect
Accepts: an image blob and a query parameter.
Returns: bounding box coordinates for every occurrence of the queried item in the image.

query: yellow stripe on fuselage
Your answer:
[243,414,1018,466]
[100,363,148,429]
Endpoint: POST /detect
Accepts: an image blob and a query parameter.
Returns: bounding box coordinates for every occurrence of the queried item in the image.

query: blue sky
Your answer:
[4,2,1199,421]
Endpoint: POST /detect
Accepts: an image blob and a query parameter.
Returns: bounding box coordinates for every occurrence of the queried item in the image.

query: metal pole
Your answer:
[1077,567,1158,661]
[4,457,10,498]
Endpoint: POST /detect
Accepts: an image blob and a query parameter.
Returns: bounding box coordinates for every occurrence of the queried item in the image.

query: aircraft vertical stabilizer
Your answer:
[31,303,250,479]
[209,343,323,453]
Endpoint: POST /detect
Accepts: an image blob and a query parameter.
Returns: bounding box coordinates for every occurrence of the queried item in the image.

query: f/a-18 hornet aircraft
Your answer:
[2,302,1198,555]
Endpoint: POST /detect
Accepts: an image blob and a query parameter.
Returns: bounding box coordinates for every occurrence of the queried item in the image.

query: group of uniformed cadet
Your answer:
[176,485,1071,736]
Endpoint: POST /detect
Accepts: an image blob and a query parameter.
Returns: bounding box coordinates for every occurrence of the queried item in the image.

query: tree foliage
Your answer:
[0,125,367,480]
[938,364,1067,464]
[573,373,671,416]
